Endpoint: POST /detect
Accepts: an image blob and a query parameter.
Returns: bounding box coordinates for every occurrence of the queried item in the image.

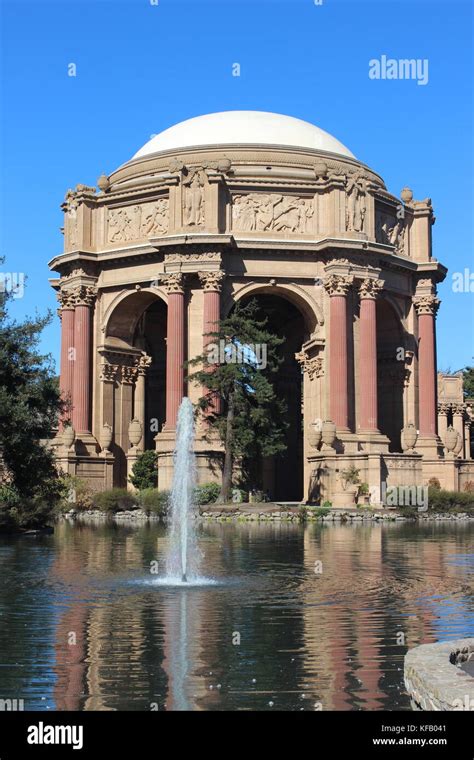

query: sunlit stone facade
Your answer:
[49,111,474,503]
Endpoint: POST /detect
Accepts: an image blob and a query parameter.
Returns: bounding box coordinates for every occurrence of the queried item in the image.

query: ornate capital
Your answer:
[121,365,138,385]
[452,402,466,417]
[68,284,97,308]
[198,270,225,293]
[57,288,76,310]
[295,351,324,380]
[323,273,353,297]
[438,402,451,416]
[413,294,440,317]
[162,272,185,295]
[136,354,152,376]
[100,363,119,383]
[358,277,384,300]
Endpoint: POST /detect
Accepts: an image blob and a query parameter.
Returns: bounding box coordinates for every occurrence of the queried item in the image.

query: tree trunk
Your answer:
[218,391,234,503]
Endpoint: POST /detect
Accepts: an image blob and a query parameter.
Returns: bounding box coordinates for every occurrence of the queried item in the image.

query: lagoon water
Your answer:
[0,520,472,711]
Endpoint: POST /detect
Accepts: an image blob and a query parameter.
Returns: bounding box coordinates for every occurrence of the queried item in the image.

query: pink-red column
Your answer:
[358,278,383,431]
[199,270,224,415]
[324,274,353,431]
[58,290,75,427]
[164,273,185,429]
[414,295,439,438]
[72,287,95,433]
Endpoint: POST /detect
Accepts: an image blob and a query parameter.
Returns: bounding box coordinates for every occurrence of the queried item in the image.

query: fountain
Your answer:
[165,397,200,583]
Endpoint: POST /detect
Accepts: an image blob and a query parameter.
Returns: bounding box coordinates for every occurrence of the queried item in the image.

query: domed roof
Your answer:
[131,110,355,160]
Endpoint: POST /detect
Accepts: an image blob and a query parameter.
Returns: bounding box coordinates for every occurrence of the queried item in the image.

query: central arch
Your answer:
[231,286,313,502]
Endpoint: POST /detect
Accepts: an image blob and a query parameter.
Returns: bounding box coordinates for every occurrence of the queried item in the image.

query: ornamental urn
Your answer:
[62,425,75,449]
[100,422,113,452]
[128,418,143,448]
[321,420,336,449]
[308,422,322,450]
[444,426,458,453]
[401,422,418,452]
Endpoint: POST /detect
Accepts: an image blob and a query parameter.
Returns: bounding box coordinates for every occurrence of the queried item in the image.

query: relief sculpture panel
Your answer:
[232,193,314,234]
[107,198,169,243]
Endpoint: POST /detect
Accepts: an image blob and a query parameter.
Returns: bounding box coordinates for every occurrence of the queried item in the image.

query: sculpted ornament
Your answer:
[136,354,152,376]
[68,285,97,307]
[232,193,314,233]
[162,272,185,294]
[295,351,324,380]
[345,172,367,232]
[198,270,225,292]
[100,363,119,383]
[108,199,169,243]
[358,277,384,300]
[413,294,440,316]
[323,273,354,297]
[183,169,206,226]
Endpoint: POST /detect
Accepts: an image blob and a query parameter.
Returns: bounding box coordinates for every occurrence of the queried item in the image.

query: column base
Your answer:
[74,431,100,456]
[416,435,444,458]
[356,430,391,454]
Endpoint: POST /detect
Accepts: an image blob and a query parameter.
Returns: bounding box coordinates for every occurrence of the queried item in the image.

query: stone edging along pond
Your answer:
[404,639,474,711]
[65,506,474,524]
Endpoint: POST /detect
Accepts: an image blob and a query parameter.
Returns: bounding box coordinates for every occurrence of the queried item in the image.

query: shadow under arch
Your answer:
[104,288,168,346]
[223,286,310,502]
[376,297,408,452]
[223,281,321,338]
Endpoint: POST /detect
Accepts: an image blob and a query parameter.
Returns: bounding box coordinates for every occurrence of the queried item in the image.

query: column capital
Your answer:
[136,353,152,376]
[162,272,185,295]
[100,363,119,383]
[121,365,139,385]
[358,277,384,300]
[323,273,354,297]
[57,288,76,310]
[438,402,451,416]
[69,284,97,308]
[413,294,440,317]
[295,351,324,380]
[198,270,225,293]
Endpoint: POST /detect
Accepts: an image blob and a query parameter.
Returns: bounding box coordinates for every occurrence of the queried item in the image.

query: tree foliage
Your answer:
[188,299,288,502]
[129,449,158,490]
[0,266,65,529]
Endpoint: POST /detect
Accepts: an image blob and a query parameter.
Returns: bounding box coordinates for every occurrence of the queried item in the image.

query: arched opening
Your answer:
[133,299,167,448]
[236,291,309,502]
[376,300,405,452]
[104,291,167,484]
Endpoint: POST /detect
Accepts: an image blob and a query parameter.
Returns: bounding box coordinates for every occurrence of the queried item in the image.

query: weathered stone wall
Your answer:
[404,639,474,710]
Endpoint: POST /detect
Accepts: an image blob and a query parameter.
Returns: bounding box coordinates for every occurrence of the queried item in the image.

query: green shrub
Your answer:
[58,476,93,511]
[194,482,220,505]
[309,506,331,518]
[428,487,474,513]
[93,488,138,513]
[322,500,332,509]
[137,488,169,516]
[129,450,158,490]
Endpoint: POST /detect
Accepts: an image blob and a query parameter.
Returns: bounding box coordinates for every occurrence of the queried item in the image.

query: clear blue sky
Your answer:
[1,0,473,372]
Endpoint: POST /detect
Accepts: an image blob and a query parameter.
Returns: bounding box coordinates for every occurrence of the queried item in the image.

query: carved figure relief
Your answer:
[232,194,314,233]
[107,199,169,243]
[345,173,367,232]
[183,169,206,226]
[375,211,406,254]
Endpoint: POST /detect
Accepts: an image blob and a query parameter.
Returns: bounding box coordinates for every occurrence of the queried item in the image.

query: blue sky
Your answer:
[1,0,473,371]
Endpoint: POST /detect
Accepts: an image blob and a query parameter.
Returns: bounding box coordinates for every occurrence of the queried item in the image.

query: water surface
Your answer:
[0,520,472,711]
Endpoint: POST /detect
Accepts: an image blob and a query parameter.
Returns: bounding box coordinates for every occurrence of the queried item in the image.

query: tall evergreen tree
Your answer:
[188,300,288,503]
[0,264,65,528]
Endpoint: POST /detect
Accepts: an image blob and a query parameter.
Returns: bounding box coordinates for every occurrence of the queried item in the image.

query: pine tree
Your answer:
[188,299,288,503]
[0,264,65,529]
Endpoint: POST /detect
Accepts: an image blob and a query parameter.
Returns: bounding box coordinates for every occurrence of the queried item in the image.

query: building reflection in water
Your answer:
[46,520,473,711]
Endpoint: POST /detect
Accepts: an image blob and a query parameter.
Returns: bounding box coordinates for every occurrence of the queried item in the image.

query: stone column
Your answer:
[464,418,472,460]
[414,295,440,439]
[163,273,185,429]
[71,286,96,434]
[452,403,466,458]
[324,273,353,431]
[58,289,75,427]
[357,278,383,431]
[199,270,224,414]
[437,403,450,449]
[134,354,152,450]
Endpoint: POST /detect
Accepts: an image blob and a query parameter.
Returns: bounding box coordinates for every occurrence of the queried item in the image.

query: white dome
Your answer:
[131,111,355,160]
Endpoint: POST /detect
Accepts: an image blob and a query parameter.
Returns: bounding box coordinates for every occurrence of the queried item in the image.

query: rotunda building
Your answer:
[50,110,473,503]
